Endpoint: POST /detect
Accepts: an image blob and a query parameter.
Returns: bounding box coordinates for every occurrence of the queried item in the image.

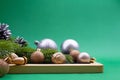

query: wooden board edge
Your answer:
[8,62,103,74]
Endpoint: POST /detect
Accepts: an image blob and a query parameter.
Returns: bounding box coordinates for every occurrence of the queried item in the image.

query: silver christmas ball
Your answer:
[34,39,57,49]
[77,52,90,63]
[61,39,79,54]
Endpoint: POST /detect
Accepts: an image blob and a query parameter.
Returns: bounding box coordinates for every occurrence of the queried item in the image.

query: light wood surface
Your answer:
[8,62,103,73]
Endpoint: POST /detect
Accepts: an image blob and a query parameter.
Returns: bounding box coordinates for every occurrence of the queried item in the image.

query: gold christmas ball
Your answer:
[70,50,80,61]
[0,59,9,77]
[31,49,44,63]
[52,52,66,64]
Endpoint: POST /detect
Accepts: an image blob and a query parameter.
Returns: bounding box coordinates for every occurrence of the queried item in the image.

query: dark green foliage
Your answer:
[0,40,20,59]
[65,54,74,63]
[8,37,15,41]
[15,47,35,63]
[0,39,35,63]
[41,49,58,63]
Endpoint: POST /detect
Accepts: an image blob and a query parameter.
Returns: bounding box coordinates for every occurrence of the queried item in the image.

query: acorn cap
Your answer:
[4,57,13,64]
[23,56,27,64]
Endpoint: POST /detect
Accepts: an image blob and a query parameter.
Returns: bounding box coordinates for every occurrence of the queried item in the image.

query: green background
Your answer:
[0,0,120,80]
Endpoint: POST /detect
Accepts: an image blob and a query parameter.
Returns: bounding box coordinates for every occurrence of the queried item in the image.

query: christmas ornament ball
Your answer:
[77,52,90,63]
[70,50,80,61]
[34,39,57,49]
[61,39,79,54]
[31,49,44,63]
[0,59,9,77]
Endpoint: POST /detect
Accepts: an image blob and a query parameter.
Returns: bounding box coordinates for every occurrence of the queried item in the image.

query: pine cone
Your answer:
[0,23,11,40]
[15,36,28,47]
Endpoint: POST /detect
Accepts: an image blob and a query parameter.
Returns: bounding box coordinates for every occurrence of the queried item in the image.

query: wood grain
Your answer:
[8,62,103,73]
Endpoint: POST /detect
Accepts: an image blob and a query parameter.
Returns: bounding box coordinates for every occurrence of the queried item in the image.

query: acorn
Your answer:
[31,49,44,63]
[12,56,27,65]
[4,53,18,64]
[90,57,96,63]
[52,52,66,64]
[9,53,18,59]
[77,52,90,63]
[70,50,80,62]
[4,57,13,64]
[0,59,9,77]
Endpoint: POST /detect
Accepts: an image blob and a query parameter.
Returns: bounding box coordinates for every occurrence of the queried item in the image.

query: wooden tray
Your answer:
[8,62,103,74]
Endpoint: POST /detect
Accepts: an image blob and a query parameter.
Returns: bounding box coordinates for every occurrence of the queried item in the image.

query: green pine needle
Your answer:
[65,54,74,63]
[0,40,20,59]
[15,47,35,63]
[41,49,58,63]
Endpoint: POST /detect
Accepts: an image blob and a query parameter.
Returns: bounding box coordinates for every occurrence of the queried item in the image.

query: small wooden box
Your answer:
[8,62,103,73]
